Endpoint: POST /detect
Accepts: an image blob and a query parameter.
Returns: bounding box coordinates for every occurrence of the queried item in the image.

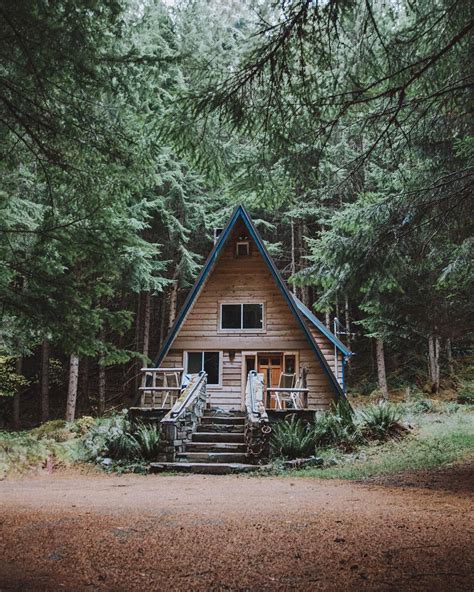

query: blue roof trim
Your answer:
[155,205,345,400]
[292,295,352,358]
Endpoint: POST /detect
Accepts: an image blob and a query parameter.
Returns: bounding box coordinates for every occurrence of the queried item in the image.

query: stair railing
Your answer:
[160,371,208,461]
[139,367,184,408]
[245,371,271,460]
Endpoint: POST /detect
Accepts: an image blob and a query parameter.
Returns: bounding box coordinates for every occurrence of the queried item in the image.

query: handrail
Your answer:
[245,370,268,421]
[244,370,270,459]
[162,371,207,422]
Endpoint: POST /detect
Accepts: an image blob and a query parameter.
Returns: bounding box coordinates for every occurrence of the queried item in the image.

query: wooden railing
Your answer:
[160,371,208,461]
[244,371,271,459]
[139,367,184,408]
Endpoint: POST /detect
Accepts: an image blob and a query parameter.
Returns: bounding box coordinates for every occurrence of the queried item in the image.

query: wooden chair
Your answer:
[270,373,296,409]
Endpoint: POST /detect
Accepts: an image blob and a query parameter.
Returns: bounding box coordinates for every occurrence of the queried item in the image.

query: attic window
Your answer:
[236,241,250,256]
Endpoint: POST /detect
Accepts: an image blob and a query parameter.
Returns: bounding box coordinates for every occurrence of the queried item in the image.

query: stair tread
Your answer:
[150,462,261,474]
[178,451,248,457]
[187,442,247,450]
[197,424,244,431]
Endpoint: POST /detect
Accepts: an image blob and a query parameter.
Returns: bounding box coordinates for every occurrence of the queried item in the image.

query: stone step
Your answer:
[201,416,245,425]
[150,462,260,475]
[177,452,249,463]
[196,423,244,433]
[186,442,247,453]
[192,432,245,443]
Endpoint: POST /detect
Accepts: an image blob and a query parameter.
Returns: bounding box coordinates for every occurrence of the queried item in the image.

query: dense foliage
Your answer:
[0,0,472,427]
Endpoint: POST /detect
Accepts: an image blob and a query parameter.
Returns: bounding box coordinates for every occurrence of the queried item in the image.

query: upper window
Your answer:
[236,241,250,256]
[186,351,220,385]
[221,303,264,331]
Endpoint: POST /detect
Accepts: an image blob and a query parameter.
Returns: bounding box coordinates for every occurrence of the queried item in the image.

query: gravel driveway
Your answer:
[0,465,472,591]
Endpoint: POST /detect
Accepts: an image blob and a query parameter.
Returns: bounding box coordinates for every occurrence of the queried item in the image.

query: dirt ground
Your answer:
[0,464,472,591]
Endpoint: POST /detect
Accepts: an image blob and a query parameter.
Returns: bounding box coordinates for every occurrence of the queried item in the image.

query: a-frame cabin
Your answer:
[152,205,351,412]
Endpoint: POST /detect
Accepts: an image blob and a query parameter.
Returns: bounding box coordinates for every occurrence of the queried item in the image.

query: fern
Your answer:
[270,415,315,459]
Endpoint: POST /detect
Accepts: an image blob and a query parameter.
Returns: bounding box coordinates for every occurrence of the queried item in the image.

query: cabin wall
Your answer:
[160,220,339,409]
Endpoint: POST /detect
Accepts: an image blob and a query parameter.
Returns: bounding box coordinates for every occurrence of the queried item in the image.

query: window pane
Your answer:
[285,355,296,374]
[187,352,202,374]
[243,304,263,329]
[222,304,241,329]
[204,352,219,385]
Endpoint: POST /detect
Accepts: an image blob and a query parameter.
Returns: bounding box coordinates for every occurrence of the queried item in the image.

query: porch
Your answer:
[138,352,310,411]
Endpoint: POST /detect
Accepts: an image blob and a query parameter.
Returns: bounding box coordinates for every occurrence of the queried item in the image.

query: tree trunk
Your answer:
[66,354,80,421]
[168,277,179,330]
[81,357,89,414]
[98,354,106,415]
[40,339,50,423]
[134,292,142,394]
[428,335,440,393]
[300,222,310,306]
[446,338,454,376]
[290,219,296,296]
[159,299,167,348]
[142,291,151,360]
[325,311,331,329]
[134,292,142,351]
[375,339,389,400]
[344,296,351,350]
[13,357,22,430]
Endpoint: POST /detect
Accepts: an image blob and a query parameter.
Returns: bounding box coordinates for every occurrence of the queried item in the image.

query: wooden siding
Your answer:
[161,220,337,409]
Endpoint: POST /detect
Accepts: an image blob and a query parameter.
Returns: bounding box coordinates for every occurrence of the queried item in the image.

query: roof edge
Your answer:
[292,295,352,357]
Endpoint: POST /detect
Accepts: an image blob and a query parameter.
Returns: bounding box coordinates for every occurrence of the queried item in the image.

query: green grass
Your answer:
[297,410,474,480]
[0,429,81,479]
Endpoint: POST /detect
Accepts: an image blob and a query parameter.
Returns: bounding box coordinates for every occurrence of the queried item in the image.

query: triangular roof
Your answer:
[155,205,351,399]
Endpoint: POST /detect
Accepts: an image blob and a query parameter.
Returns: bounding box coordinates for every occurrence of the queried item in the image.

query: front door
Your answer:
[257,353,283,408]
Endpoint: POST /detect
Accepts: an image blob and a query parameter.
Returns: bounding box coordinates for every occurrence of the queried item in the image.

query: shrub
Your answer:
[357,402,406,441]
[134,422,161,460]
[313,401,362,451]
[30,420,73,442]
[81,411,140,461]
[407,398,435,414]
[80,412,161,463]
[270,415,315,459]
[457,381,474,405]
[70,416,96,436]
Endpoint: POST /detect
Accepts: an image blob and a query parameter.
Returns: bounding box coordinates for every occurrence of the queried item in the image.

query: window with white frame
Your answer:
[220,303,264,330]
[186,351,220,385]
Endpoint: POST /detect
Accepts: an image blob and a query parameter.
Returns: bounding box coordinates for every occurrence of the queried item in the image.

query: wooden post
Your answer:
[375,338,389,400]
[40,339,49,423]
[66,354,80,421]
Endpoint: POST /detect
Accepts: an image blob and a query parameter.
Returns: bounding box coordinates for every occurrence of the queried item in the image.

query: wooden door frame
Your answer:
[240,350,300,409]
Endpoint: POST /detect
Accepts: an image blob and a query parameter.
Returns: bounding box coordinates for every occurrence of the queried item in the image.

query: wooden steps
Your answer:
[154,410,256,473]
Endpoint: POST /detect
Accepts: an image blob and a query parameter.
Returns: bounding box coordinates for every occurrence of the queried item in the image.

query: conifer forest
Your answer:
[1,0,472,425]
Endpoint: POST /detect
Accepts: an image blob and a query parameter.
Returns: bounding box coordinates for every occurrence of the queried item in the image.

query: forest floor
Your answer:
[0,462,473,591]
